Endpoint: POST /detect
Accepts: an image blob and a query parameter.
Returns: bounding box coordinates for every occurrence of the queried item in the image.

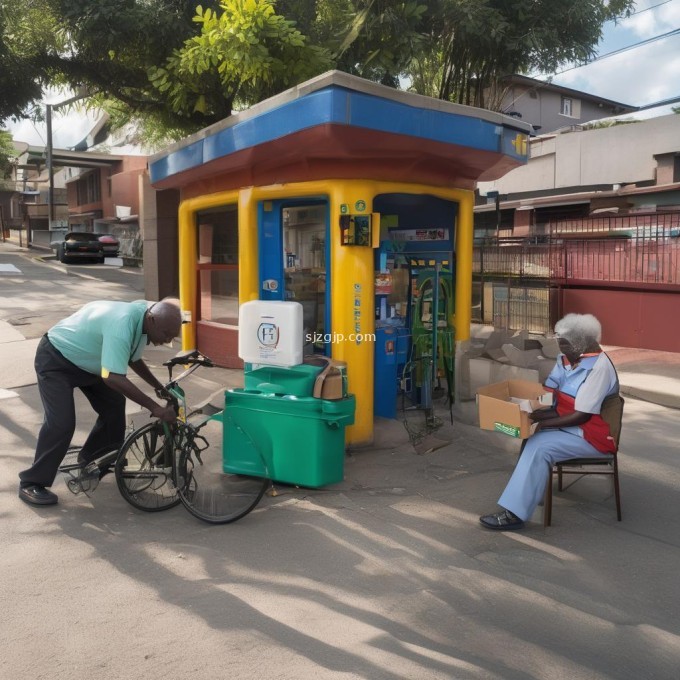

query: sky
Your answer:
[544,0,680,115]
[6,0,680,147]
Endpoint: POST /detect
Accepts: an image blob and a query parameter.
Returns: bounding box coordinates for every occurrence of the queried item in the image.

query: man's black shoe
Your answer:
[19,484,58,506]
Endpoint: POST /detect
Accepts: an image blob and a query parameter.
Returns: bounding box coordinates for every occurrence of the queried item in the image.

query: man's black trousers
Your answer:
[19,335,126,488]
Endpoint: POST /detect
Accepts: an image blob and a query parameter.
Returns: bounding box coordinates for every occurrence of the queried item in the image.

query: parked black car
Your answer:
[52,232,105,264]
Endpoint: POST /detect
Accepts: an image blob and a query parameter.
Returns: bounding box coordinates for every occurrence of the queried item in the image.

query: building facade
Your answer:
[474,113,680,351]
[493,74,636,134]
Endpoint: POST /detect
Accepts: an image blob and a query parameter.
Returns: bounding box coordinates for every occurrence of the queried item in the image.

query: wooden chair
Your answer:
[544,394,624,527]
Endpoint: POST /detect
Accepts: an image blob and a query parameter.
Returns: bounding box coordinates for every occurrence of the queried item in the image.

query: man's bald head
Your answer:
[144,298,182,345]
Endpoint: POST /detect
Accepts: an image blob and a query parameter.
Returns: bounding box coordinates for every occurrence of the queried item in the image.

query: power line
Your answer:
[552,27,680,76]
[607,0,675,22]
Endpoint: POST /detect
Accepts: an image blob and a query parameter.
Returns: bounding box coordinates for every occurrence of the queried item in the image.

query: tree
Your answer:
[0,0,333,142]
[0,0,226,133]
[1,0,638,143]
[327,0,429,87]
[0,1,58,122]
[148,0,332,121]
[406,0,636,109]
[0,129,17,178]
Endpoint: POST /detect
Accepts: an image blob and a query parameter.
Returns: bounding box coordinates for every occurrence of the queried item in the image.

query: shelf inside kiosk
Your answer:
[373,222,455,434]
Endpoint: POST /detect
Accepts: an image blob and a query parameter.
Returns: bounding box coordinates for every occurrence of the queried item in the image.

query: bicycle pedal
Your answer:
[66,475,84,495]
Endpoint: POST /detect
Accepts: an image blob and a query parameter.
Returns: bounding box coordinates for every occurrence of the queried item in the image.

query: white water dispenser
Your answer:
[238,300,304,367]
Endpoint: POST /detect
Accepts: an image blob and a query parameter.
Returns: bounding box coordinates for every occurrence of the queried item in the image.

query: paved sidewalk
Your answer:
[605,346,680,410]
[3,239,680,679]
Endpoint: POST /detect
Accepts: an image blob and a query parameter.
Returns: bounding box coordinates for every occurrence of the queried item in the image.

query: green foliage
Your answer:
[0,129,17,178]
[149,0,332,117]
[330,1,429,87]
[0,0,222,128]
[0,0,58,121]
[0,0,638,142]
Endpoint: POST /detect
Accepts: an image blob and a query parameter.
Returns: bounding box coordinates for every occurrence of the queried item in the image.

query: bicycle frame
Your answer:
[159,351,234,475]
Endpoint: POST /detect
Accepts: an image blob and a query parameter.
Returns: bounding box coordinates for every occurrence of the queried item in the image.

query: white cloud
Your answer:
[6,108,101,148]
[553,35,680,106]
[622,0,680,37]
[624,10,657,38]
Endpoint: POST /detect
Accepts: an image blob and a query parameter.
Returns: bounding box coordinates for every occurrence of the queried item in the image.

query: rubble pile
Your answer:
[459,328,560,400]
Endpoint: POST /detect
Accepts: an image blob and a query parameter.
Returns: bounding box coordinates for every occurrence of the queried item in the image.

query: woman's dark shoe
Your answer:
[18,484,58,506]
[479,509,524,530]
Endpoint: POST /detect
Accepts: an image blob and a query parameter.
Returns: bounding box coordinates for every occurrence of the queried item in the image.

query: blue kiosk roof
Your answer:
[149,70,531,192]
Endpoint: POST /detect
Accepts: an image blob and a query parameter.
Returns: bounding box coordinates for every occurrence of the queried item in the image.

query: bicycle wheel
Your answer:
[175,418,269,524]
[115,422,181,512]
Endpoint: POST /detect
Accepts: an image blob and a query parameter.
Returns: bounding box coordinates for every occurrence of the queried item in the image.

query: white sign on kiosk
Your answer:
[238,300,304,367]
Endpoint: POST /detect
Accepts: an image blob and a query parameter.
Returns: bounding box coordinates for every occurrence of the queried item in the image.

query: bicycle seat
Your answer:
[163,349,214,368]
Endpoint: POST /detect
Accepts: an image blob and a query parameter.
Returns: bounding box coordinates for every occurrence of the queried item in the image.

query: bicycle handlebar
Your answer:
[163,349,214,369]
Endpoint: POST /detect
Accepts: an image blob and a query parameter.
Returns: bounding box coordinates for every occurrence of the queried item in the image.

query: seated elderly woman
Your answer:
[479,313,619,530]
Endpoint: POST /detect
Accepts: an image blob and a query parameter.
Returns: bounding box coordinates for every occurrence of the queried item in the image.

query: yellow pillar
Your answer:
[327,181,377,445]
[453,190,474,343]
[178,201,198,349]
[238,187,260,303]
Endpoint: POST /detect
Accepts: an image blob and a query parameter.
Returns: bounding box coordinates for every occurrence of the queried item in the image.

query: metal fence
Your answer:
[490,283,551,333]
[472,241,554,332]
[472,211,680,331]
[555,237,680,285]
[472,241,553,279]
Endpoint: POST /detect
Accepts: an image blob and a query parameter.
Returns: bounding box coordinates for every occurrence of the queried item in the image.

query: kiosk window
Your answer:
[197,206,239,325]
[283,205,326,347]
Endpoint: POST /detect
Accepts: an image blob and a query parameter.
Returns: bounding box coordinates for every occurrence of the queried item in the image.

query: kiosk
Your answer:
[148,71,530,445]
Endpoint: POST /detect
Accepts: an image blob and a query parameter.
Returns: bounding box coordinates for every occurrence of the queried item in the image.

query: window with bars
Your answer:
[75,172,101,205]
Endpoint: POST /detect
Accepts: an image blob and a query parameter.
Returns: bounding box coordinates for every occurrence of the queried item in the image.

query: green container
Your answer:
[243,363,323,397]
[223,389,356,488]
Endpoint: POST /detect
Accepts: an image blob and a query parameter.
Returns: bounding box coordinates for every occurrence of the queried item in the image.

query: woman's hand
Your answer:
[529,407,555,422]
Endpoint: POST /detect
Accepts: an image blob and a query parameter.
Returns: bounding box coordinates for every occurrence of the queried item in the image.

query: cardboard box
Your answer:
[477,379,551,438]
[460,357,539,400]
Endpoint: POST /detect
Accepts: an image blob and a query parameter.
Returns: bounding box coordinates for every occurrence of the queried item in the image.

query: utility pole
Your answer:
[46,88,91,231]
[46,104,54,226]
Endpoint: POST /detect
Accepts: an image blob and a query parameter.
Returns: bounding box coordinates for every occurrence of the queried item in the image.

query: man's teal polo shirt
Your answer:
[48,300,149,377]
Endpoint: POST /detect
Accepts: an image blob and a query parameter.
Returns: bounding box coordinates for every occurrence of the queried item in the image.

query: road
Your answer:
[1,243,680,680]
[0,248,145,339]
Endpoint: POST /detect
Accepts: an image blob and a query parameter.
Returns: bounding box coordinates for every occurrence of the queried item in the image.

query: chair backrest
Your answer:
[600,393,624,448]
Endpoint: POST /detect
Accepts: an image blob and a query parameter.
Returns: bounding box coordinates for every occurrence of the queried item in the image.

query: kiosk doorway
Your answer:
[260,199,330,355]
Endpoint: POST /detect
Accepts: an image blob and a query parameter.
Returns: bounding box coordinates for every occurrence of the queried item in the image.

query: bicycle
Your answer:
[60,349,270,524]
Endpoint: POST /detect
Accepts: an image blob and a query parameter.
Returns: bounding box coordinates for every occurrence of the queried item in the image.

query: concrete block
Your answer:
[540,337,560,359]
[463,346,485,359]
[464,357,539,398]
[483,329,512,352]
[501,344,544,368]
[523,339,544,351]
[483,348,510,362]
[509,330,528,350]
[533,357,556,383]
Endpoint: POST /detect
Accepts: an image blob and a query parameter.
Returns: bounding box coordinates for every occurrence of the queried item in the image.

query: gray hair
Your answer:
[554,313,602,356]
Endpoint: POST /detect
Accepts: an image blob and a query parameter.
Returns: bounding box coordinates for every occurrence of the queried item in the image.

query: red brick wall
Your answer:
[196,320,243,369]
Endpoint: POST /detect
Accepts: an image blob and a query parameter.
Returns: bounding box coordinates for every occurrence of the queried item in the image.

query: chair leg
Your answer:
[558,465,564,491]
[613,458,622,521]
[544,466,553,527]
